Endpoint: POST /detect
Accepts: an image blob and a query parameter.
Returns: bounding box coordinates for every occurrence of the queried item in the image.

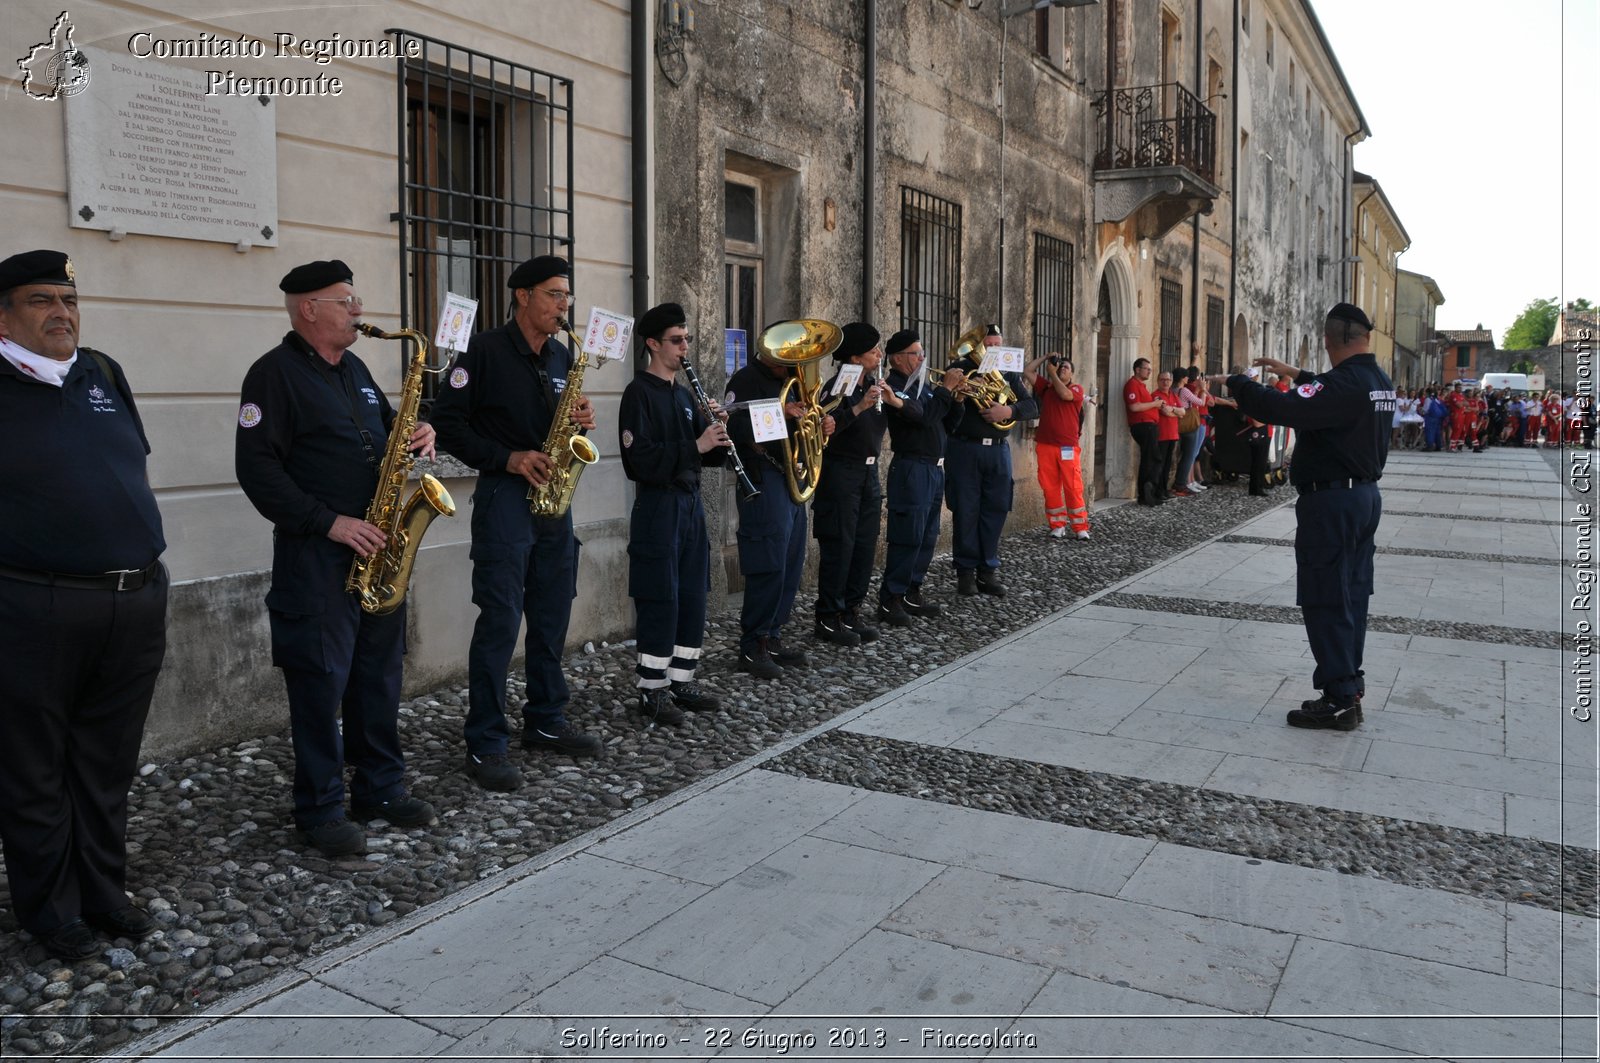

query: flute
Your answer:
[680,360,761,501]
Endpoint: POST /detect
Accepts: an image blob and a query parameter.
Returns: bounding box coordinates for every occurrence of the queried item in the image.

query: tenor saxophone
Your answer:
[527,316,599,518]
[345,323,457,614]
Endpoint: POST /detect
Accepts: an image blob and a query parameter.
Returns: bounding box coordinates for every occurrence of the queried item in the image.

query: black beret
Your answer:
[884,328,920,355]
[508,255,569,290]
[0,250,75,293]
[834,321,881,362]
[279,259,352,294]
[1326,302,1374,332]
[636,302,686,346]
[984,323,1002,337]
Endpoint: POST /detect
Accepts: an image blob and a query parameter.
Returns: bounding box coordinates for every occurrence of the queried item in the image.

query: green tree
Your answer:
[1503,297,1558,350]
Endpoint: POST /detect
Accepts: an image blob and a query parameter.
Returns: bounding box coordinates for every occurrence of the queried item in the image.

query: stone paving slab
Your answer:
[805,787,1155,896]
[1005,972,1423,1062]
[145,978,455,1061]
[1268,936,1597,1060]
[951,718,1227,786]
[1116,843,1508,971]
[314,853,710,1037]
[610,835,943,1007]
[880,866,1296,1013]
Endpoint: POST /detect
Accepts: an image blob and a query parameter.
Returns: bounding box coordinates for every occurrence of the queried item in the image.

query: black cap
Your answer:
[1326,302,1374,332]
[636,302,686,347]
[984,323,1002,338]
[508,255,569,289]
[279,259,352,294]
[0,250,76,293]
[885,328,920,355]
[835,321,881,362]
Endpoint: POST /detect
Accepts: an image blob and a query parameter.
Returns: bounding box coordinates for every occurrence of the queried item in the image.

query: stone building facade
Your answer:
[1351,170,1409,378]
[1395,268,1446,388]
[3,0,1375,757]
[3,0,639,755]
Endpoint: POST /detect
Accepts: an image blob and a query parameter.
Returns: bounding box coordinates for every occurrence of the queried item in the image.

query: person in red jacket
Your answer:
[1125,358,1164,505]
[1153,369,1183,498]
[1031,352,1093,539]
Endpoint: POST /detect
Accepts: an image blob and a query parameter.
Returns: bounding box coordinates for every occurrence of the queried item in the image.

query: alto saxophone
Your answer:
[345,323,457,614]
[527,316,599,518]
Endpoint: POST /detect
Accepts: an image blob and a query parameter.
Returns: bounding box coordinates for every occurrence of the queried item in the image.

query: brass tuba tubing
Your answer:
[757,319,843,504]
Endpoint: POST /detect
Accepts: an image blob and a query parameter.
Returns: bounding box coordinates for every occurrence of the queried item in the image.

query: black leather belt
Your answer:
[1297,478,1374,494]
[0,560,161,592]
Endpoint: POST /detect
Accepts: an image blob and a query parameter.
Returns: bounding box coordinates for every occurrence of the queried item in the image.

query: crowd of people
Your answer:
[1393,383,1594,453]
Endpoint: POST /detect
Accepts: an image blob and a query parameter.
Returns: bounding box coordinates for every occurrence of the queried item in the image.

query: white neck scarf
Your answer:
[0,337,76,387]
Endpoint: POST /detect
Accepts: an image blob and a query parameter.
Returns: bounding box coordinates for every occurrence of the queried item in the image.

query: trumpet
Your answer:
[948,325,1017,430]
[758,319,844,504]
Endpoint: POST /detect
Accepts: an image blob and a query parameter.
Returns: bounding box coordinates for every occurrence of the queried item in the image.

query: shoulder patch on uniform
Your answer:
[1297,381,1324,399]
[449,366,469,389]
[724,390,736,406]
[239,403,263,428]
[621,429,634,448]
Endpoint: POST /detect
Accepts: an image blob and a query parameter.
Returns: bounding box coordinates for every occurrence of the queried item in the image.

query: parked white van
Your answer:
[1481,372,1532,395]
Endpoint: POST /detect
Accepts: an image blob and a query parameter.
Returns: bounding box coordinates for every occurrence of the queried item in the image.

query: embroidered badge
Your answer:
[1297,381,1324,399]
[239,403,263,428]
[449,366,469,389]
[725,390,736,406]
[621,429,634,448]
[89,384,105,400]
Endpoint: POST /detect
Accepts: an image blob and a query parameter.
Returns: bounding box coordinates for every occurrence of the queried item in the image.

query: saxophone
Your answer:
[345,322,457,614]
[527,316,599,518]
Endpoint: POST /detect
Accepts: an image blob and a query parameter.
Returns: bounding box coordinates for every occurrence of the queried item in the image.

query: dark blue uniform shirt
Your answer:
[1,350,164,572]
[725,357,794,485]
[431,320,574,474]
[235,331,395,537]
[884,368,956,459]
[1227,353,1395,485]
[618,370,726,491]
[945,356,1039,441]
[821,368,888,461]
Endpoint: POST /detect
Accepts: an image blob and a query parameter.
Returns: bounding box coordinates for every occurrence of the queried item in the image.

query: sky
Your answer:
[1312,0,1598,340]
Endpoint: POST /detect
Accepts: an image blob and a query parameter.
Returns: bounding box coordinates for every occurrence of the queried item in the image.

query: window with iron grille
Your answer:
[1206,296,1225,376]
[1159,279,1183,373]
[900,187,962,366]
[1032,233,1074,363]
[392,31,573,393]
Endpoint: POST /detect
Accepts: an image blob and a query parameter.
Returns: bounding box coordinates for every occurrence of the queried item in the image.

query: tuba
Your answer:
[948,324,1018,430]
[759,319,843,503]
[346,323,457,614]
[527,316,599,519]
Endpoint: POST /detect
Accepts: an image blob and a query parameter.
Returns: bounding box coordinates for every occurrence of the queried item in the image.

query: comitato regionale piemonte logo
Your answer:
[18,10,92,100]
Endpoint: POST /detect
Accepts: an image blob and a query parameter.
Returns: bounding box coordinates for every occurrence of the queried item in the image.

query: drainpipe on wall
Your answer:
[1188,0,1202,365]
[863,0,877,318]
[631,0,651,319]
[1227,0,1238,365]
[1350,183,1377,306]
[1341,128,1361,303]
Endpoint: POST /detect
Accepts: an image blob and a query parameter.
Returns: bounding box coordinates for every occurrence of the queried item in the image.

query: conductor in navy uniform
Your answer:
[1222,303,1396,731]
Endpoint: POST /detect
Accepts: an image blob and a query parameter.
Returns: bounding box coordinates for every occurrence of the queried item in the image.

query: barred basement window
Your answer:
[1032,233,1074,362]
[391,30,574,395]
[900,187,962,366]
[1206,296,1225,376]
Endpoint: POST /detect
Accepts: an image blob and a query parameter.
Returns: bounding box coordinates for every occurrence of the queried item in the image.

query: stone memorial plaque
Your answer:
[64,45,278,246]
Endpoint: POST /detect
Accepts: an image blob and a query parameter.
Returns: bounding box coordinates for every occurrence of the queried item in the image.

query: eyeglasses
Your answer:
[535,288,573,304]
[311,295,363,311]
[663,334,694,346]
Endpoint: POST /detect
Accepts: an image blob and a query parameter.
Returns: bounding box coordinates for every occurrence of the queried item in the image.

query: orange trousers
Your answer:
[1035,442,1089,533]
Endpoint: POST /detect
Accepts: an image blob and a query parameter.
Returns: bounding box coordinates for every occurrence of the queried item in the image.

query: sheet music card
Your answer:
[829,363,864,397]
[434,293,479,353]
[978,346,1025,374]
[749,400,788,443]
[582,308,634,363]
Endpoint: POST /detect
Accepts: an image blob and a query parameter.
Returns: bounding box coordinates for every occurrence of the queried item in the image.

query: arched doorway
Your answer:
[1231,313,1250,373]
[1091,246,1139,499]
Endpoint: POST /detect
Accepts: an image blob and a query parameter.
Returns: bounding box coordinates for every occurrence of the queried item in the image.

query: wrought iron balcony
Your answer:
[1089,81,1219,239]
[1093,81,1216,181]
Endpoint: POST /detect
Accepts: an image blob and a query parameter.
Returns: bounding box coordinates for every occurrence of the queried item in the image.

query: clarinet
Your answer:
[680,360,761,501]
